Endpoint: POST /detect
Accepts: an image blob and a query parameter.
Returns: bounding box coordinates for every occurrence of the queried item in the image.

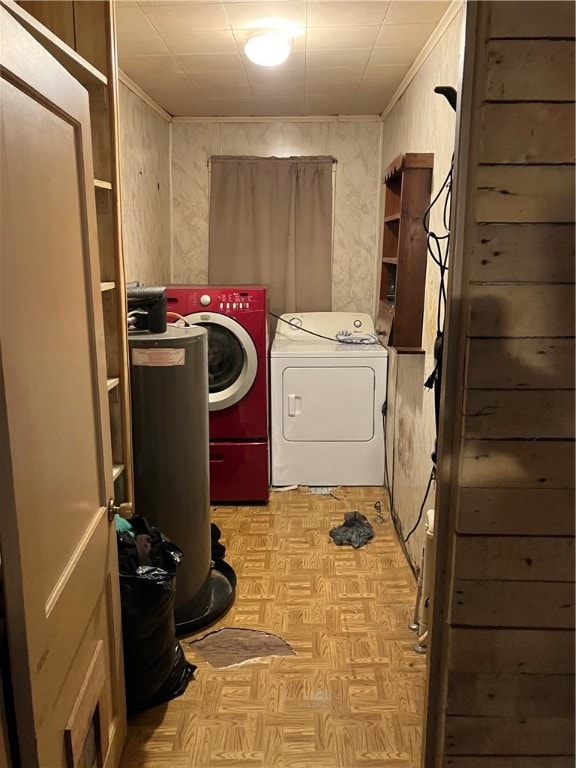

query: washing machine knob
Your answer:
[354,319,362,328]
[200,294,211,306]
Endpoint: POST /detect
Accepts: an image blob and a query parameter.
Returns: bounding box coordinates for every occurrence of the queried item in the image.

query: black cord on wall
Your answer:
[400,86,457,547]
[398,164,451,548]
[403,466,435,544]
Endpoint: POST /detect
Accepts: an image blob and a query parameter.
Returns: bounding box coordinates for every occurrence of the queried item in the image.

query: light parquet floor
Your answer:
[120,486,426,768]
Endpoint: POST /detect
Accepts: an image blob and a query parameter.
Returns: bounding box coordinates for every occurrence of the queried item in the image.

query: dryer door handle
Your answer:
[287,394,302,417]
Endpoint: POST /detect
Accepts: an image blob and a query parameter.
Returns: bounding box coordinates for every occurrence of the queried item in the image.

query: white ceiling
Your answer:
[115,0,452,118]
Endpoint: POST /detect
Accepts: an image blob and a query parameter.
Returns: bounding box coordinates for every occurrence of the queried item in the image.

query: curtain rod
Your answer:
[207,156,337,167]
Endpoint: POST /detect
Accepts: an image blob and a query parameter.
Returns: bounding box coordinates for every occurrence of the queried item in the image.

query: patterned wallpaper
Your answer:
[171,119,382,316]
[118,86,383,316]
[118,83,171,286]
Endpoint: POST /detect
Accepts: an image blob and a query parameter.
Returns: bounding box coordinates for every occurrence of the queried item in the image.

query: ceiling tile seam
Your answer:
[306,11,371,114]
[133,2,212,113]
[222,1,261,115]
[350,56,372,114]
[346,13,391,115]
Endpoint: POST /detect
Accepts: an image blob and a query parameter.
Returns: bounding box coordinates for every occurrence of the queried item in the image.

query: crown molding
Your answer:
[118,70,172,122]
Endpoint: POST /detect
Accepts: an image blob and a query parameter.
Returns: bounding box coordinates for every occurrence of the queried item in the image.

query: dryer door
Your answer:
[183,312,258,411]
[282,366,376,441]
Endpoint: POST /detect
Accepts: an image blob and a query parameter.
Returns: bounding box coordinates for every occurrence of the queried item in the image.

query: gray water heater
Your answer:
[129,325,211,630]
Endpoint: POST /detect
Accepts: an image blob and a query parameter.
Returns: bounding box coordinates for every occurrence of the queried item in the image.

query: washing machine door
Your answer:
[183,312,258,411]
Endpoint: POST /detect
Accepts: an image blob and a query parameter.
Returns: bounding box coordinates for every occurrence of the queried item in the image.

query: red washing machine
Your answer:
[165,285,269,503]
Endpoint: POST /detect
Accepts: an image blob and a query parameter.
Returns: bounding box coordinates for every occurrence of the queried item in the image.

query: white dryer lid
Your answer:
[271,312,387,358]
[274,311,376,340]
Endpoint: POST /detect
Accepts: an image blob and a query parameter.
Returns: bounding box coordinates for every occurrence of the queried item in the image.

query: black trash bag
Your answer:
[117,515,196,715]
[329,511,374,549]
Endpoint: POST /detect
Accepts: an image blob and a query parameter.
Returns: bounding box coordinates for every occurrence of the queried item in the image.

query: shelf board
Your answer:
[1,0,107,88]
[382,257,398,265]
[107,377,120,392]
[383,213,401,223]
[395,347,426,355]
[378,299,395,313]
[112,465,124,482]
[94,179,112,190]
[100,281,115,292]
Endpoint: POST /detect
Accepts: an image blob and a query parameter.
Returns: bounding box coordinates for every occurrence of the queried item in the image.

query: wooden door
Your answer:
[0,8,126,768]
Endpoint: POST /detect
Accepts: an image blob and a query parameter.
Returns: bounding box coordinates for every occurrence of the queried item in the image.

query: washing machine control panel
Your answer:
[165,285,267,315]
[214,288,263,311]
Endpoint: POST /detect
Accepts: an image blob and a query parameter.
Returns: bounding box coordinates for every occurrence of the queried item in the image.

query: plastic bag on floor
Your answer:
[117,515,196,714]
[329,511,374,548]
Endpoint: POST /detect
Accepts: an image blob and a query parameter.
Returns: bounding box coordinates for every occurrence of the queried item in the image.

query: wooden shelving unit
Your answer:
[7,0,132,501]
[377,152,434,348]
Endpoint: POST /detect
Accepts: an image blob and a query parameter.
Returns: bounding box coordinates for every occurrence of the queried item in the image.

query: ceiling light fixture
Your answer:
[244,33,292,67]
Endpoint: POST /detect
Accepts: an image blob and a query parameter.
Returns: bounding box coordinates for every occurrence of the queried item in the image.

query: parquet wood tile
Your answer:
[120,487,426,768]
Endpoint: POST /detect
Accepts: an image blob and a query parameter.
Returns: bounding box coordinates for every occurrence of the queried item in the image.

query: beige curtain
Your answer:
[208,155,333,323]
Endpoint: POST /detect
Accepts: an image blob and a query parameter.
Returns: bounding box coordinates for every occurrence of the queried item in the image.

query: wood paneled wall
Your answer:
[427,3,575,765]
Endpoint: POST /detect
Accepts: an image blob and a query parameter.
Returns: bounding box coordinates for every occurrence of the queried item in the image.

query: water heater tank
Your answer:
[129,325,212,630]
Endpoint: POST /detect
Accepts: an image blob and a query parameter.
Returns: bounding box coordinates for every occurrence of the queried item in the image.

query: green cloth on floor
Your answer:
[114,514,133,535]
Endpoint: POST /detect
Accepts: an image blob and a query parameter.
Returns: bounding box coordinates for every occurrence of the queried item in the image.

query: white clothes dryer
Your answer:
[270,312,388,487]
